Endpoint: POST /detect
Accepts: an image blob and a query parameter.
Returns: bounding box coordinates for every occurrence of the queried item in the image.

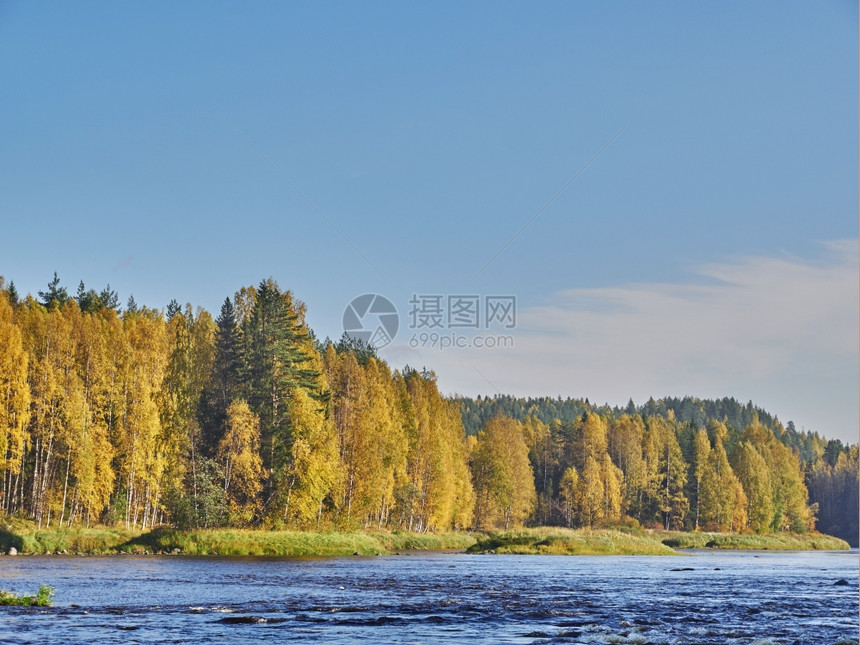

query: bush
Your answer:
[0,585,53,607]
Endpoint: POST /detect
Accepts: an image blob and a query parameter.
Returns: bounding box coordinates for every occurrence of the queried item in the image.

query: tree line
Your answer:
[0,275,854,542]
[0,275,473,532]
[459,396,858,544]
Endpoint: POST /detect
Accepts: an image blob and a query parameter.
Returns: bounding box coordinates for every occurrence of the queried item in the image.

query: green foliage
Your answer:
[163,458,229,529]
[456,394,831,466]
[657,530,849,551]
[470,417,536,530]
[0,274,849,544]
[0,585,54,607]
[119,527,474,556]
[806,447,859,546]
[467,527,676,555]
[38,272,69,310]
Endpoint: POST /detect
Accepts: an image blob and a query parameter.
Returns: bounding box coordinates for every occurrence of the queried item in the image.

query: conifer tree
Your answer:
[38,272,69,310]
[243,279,322,495]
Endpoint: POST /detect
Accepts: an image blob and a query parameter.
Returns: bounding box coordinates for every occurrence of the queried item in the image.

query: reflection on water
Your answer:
[0,550,856,644]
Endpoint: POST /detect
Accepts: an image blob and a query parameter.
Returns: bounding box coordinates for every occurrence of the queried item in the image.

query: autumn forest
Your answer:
[0,275,856,545]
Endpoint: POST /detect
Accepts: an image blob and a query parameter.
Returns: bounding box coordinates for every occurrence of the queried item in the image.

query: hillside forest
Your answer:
[0,275,856,545]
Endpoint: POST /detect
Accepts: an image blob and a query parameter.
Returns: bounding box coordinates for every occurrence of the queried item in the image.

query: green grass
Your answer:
[118,527,476,556]
[467,527,678,555]
[0,518,477,556]
[467,527,851,555]
[0,517,142,555]
[0,585,53,607]
[0,517,848,557]
[656,530,850,551]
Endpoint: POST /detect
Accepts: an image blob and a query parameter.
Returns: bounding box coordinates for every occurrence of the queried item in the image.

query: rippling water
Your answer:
[0,550,856,644]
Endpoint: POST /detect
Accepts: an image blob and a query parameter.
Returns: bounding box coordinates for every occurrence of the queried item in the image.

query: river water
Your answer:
[0,550,856,644]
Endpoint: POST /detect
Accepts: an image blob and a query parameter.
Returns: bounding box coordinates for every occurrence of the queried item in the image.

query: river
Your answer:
[0,550,856,644]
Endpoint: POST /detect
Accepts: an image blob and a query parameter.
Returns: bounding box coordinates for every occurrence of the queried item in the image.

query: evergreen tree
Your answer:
[166,299,182,320]
[243,279,323,501]
[7,281,19,306]
[98,285,119,311]
[199,297,244,455]
[39,272,69,310]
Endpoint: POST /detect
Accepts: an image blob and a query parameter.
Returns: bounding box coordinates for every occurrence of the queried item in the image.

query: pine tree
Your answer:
[39,272,69,310]
[166,299,182,320]
[125,295,138,314]
[243,279,322,496]
[98,285,119,311]
[7,281,19,307]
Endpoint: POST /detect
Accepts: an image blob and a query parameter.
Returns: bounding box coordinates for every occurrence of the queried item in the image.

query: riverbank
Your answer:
[0,519,849,556]
[655,530,850,551]
[465,527,850,555]
[0,519,476,556]
[121,527,476,556]
[467,528,677,555]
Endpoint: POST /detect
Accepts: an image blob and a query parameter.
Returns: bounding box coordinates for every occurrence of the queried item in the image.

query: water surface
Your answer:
[0,550,856,644]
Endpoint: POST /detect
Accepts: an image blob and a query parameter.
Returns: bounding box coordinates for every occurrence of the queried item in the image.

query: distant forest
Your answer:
[0,274,856,545]
[457,395,858,545]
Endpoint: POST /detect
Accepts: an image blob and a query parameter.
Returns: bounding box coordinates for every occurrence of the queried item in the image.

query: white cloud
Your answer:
[383,240,859,442]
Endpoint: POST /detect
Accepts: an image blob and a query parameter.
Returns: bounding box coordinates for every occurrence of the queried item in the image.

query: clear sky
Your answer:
[1,2,857,442]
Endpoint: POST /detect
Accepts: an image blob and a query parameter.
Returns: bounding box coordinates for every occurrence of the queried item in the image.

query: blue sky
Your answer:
[1,2,857,441]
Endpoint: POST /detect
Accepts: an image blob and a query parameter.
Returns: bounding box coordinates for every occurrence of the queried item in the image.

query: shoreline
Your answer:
[0,521,850,557]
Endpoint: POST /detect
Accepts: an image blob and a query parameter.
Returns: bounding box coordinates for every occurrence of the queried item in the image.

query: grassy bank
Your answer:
[467,528,677,555]
[466,527,851,555]
[0,519,475,556]
[0,518,848,556]
[0,517,141,555]
[656,530,850,551]
[120,528,476,556]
